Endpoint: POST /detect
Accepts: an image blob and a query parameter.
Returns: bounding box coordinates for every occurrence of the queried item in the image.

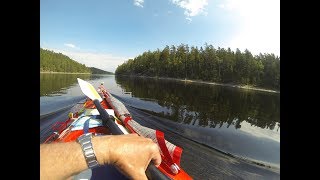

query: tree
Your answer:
[40,48,91,73]
[115,44,280,90]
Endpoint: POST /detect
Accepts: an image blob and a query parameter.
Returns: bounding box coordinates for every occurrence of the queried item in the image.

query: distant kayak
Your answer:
[43,78,192,180]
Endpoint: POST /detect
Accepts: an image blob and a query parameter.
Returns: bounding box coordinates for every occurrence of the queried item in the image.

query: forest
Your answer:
[89,67,113,74]
[40,48,91,73]
[115,44,280,90]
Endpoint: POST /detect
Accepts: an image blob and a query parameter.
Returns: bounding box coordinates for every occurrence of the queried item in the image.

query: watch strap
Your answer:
[77,133,100,169]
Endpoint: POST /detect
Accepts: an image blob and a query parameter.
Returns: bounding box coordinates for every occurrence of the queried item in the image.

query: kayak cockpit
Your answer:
[43,79,193,180]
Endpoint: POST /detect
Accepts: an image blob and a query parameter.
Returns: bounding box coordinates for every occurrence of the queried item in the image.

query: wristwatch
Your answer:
[77,133,100,169]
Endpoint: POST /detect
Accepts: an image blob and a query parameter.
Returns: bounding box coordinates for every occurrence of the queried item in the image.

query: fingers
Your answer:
[150,144,162,167]
[106,135,162,179]
[132,173,148,180]
[152,154,162,167]
[140,136,161,167]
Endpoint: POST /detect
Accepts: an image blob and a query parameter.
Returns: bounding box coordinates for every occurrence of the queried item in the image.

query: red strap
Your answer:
[124,116,132,124]
[156,130,175,166]
[124,117,136,133]
[173,146,183,166]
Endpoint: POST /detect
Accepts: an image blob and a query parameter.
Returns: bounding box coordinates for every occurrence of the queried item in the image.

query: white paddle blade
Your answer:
[77,78,103,102]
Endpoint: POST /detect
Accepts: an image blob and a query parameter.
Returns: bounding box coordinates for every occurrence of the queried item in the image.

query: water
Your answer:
[40,73,114,115]
[40,73,280,179]
[115,76,280,167]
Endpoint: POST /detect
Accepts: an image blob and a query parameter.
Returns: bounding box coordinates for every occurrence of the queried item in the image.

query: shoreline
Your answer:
[40,71,91,74]
[122,75,280,93]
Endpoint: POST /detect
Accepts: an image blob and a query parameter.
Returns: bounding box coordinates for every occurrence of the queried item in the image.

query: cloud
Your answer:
[239,121,280,142]
[170,0,208,21]
[218,4,225,9]
[220,0,280,56]
[64,43,76,48]
[133,0,144,8]
[46,48,130,73]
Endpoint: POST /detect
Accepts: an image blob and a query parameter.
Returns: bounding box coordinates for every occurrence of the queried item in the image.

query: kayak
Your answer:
[43,78,192,180]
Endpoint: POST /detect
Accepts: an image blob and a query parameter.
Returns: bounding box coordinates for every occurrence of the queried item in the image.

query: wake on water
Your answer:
[40,95,280,179]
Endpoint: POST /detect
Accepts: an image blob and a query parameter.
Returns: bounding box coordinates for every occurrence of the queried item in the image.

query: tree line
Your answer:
[115,44,280,90]
[40,48,91,73]
[89,67,114,75]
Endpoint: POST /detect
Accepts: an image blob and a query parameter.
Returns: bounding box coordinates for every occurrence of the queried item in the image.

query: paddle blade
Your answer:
[77,78,102,102]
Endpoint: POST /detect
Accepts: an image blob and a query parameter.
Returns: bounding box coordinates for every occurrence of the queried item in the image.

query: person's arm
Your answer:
[40,134,161,180]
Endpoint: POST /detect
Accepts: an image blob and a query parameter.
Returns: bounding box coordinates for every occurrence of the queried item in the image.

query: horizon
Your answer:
[41,0,280,73]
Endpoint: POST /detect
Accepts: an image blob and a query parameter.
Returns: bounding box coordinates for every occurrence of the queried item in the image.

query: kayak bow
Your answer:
[43,78,192,180]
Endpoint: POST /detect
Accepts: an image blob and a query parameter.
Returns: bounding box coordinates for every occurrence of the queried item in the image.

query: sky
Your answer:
[40,0,280,72]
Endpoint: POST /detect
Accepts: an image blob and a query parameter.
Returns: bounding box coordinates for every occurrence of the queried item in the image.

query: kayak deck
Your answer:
[43,80,192,180]
[45,98,127,143]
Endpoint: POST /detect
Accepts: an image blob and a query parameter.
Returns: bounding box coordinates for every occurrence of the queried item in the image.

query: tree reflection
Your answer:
[115,76,280,130]
[40,74,104,96]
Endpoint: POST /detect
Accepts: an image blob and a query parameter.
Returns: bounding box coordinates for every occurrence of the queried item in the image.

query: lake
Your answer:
[40,73,280,179]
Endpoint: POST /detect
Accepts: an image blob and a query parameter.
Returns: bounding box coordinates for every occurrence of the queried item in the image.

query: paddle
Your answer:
[77,78,170,180]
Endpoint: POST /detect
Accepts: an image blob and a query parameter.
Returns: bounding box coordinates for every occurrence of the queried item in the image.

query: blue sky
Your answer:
[41,0,279,72]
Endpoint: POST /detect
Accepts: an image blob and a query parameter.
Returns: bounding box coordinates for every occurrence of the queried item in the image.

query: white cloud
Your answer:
[134,0,144,8]
[218,4,225,9]
[46,48,130,73]
[64,43,76,48]
[220,0,280,56]
[170,0,208,21]
[239,121,280,142]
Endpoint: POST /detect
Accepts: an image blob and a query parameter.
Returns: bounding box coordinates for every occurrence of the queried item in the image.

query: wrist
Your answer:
[91,135,112,165]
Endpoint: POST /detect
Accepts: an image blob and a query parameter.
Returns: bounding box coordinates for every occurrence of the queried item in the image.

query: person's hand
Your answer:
[92,134,162,180]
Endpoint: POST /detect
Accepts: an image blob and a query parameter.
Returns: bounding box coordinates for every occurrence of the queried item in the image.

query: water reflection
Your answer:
[40,73,107,96]
[115,76,280,131]
[40,74,280,167]
[40,73,89,96]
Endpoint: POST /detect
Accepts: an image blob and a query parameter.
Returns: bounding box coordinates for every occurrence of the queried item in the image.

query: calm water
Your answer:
[114,76,280,167]
[40,73,111,115]
[40,73,280,179]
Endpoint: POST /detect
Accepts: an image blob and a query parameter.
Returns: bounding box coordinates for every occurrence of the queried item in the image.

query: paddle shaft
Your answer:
[93,99,123,135]
[92,99,171,180]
